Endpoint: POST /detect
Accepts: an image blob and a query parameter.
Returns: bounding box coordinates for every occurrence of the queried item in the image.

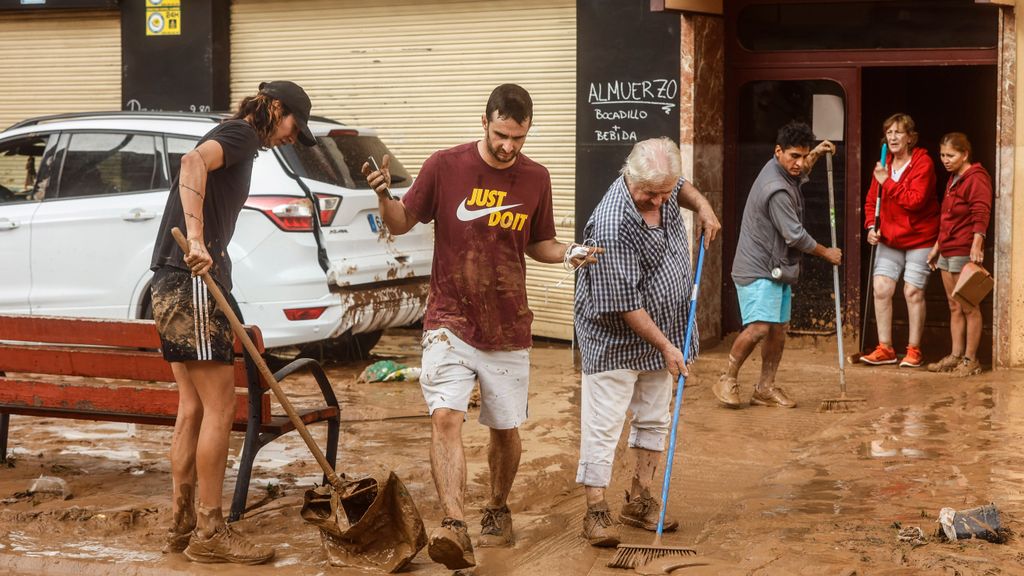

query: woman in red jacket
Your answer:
[926,133,992,377]
[860,113,939,367]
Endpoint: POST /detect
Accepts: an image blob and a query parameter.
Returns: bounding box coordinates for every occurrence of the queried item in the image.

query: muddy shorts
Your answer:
[151,266,234,364]
[736,278,792,325]
[873,244,932,289]
[419,327,529,429]
[576,369,671,488]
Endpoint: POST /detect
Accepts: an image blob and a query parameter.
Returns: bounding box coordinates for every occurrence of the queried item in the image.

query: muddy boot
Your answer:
[582,501,621,547]
[928,354,962,373]
[950,357,982,378]
[183,524,275,565]
[162,525,193,554]
[713,374,741,408]
[477,504,513,547]
[619,490,678,532]
[428,517,476,570]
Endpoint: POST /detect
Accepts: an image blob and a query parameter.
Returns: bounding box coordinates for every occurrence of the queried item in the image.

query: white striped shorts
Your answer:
[151,266,234,363]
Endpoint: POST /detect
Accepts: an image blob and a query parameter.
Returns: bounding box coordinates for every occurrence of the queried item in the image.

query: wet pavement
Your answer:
[1,330,1023,575]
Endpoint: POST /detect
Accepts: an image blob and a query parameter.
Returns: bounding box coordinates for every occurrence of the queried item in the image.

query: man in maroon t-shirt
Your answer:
[363,84,597,570]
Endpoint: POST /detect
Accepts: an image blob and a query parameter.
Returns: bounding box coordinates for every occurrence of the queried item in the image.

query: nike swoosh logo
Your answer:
[456,201,523,222]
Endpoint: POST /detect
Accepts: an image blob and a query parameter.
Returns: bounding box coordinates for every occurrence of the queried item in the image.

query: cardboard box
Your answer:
[953,262,993,308]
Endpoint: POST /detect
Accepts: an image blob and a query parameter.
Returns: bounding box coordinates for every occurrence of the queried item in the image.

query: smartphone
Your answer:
[368,155,395,200]
[880,143,888,168]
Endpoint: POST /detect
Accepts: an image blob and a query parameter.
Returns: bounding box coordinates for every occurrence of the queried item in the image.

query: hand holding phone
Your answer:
[367,155,395,200]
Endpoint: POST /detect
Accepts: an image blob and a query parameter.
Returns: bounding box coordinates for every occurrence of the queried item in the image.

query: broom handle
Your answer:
[826,153,846,395]
[861,146,885,354]
[170,227,345,491]
[654,234,706,544]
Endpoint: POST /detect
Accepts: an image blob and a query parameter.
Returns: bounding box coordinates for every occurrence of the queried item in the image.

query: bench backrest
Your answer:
[0,315,270,425]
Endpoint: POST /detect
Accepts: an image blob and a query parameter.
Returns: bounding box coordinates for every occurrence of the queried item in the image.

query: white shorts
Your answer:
[576,369,672,488]
[420,328,530,429]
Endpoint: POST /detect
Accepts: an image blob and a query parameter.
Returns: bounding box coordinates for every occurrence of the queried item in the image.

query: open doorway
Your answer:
[859,65,996,366]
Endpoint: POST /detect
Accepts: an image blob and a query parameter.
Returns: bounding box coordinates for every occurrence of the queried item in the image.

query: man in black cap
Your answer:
[150,80,314,564]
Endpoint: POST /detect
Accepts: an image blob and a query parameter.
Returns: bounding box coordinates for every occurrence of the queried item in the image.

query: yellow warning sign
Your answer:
[146,0,181,36]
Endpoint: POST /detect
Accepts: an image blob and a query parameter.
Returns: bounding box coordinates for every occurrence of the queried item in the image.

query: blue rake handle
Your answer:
[654,233,706,542]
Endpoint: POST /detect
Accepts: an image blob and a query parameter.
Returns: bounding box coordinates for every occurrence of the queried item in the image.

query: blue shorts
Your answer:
[736,278,792,325]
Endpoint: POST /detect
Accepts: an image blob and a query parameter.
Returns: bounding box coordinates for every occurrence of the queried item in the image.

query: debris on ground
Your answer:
[27,475,72,501]
[357,360,422,383]
[938,503,1005,543]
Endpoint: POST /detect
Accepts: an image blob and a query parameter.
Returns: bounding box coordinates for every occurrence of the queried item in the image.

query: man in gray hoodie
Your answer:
[713,121,841,409]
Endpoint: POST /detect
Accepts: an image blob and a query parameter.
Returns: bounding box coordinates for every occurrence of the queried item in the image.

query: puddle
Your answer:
[5,532,160,563]
[58,423,138,441]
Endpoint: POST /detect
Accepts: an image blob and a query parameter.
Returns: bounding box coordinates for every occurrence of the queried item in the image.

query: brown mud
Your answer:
[1,330,1023,575]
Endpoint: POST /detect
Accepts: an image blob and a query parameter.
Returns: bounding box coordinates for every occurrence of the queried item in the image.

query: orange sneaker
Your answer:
[861,344,897,365]
[899,346,923,368]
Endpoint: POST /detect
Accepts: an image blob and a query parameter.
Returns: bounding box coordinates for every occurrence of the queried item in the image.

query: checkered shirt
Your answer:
[574,175,698,375]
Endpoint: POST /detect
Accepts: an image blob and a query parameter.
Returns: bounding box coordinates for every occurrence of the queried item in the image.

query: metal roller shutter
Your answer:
[231,0,577,340]
[0,10,120,129]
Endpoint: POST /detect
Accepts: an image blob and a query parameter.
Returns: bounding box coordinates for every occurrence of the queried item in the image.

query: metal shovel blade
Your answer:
[301,471,427,573]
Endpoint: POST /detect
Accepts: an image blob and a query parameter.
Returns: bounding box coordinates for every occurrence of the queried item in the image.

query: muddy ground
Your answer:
[1,329,1023,575]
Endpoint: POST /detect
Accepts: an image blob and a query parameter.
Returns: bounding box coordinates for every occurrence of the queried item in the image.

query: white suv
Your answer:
[0,111,432,356]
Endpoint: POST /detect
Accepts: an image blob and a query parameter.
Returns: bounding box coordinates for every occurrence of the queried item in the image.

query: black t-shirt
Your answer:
[151,119,261,291]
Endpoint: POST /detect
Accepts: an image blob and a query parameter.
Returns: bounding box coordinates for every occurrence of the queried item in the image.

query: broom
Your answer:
[819,152,866,412]
[607,235,705,569]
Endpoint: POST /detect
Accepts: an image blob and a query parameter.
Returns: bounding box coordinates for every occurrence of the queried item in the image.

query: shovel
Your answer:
[171,228,426,572]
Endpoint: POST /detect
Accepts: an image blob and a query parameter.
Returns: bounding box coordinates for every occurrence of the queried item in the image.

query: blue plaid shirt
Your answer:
[574,175,698,375]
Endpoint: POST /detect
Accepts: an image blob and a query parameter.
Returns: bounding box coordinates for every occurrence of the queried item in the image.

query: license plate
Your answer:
[367,213,383,233]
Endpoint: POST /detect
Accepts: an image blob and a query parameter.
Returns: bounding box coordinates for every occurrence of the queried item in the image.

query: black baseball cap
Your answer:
[258,80,316,146]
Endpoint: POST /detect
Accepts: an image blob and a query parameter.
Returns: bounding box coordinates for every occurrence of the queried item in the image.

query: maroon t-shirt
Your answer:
[403,142,556,350]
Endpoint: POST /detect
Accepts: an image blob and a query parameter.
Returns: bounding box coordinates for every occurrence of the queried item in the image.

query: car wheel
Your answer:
[300,329,384,363]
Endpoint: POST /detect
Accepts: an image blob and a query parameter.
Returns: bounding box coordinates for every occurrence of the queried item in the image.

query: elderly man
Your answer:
[574,137,720,547]
[713,121,841,409]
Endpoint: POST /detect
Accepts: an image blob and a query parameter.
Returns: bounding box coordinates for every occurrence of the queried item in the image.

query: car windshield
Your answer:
[280,132,410,190]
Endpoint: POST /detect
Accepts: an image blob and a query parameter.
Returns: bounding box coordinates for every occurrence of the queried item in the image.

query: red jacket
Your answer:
[863,147,939,250]
[938,163,992,257]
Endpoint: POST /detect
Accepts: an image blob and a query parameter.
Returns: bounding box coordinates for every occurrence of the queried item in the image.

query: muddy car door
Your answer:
[29,131,169,318]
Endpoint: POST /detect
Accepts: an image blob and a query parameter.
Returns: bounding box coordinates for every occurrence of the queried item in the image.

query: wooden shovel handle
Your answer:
[170,227,344,491]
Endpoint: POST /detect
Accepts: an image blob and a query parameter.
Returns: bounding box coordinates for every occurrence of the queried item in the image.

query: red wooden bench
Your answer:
[0,314,339,522]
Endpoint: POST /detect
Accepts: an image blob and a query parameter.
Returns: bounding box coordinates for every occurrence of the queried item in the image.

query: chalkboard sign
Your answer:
[575,2,682,240]
[121,0,230,114]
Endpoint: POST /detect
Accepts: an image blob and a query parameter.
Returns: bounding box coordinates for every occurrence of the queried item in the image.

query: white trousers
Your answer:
[576,369,672,488]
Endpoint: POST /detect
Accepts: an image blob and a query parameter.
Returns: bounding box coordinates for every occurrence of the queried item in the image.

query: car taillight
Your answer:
[317,194,341,226]
[283,306,327,321]
[244,194,342,231]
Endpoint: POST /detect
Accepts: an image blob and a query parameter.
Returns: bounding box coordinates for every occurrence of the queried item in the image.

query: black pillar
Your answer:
[121,0,230,113]
[575,2,681,240]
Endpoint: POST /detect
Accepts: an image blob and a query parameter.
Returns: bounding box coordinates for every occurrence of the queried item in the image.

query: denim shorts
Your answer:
[735,278,792,325]
[873,243,932,289]
[937,254,971,274]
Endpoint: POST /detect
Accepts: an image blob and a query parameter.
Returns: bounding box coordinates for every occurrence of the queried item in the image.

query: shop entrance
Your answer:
[859,65,997,364]
[721,1,1000,368]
